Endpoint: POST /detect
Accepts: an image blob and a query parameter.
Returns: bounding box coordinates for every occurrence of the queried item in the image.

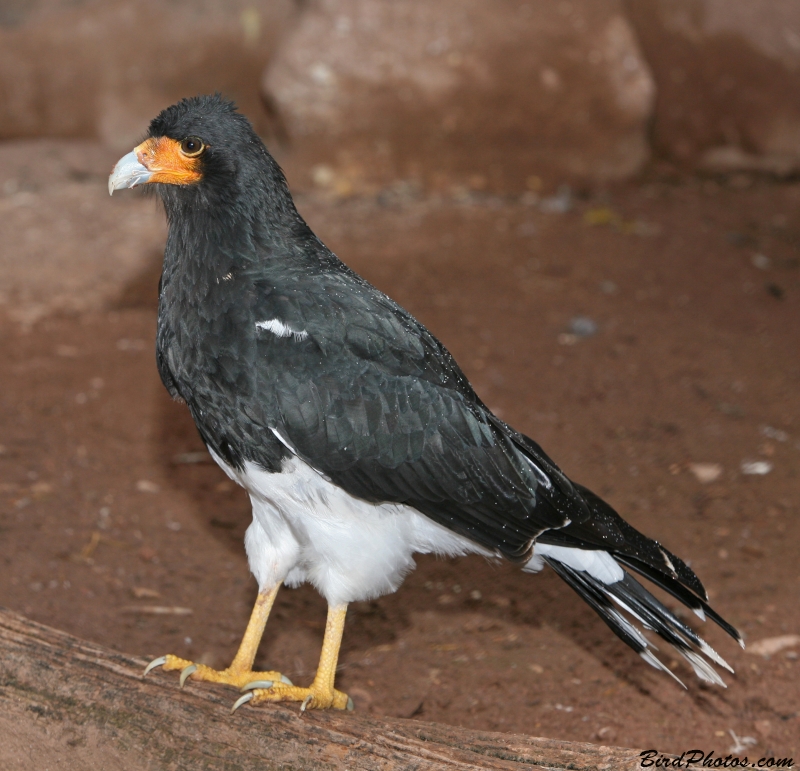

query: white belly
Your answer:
[209,450,490,606]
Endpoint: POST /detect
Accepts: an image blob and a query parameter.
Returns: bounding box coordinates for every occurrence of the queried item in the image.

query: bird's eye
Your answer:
[180,137,205,157]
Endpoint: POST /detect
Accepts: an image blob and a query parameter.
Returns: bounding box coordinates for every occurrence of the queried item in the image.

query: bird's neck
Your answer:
[161,188,313,280]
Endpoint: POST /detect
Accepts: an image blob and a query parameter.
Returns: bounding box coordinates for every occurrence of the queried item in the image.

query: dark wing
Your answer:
[210,253,742,653]
[242,264,590,560]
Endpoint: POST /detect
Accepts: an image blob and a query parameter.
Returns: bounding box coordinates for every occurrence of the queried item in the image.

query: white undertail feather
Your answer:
[609,586,731,677]
[678,649,727,686]
[607,592,729,682]
[208,439,732,686]
[695,638,733,673]
[607,606,651,650]
[640,649,686,687]
[607,593,648,625]
[530,543,624,585]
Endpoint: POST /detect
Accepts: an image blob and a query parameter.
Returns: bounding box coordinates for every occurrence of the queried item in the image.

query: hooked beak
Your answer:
[108,149,152,195]
[109,136,203,195]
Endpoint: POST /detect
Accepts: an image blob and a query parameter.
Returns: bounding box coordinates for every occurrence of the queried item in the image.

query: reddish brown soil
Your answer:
[1,175,798,760]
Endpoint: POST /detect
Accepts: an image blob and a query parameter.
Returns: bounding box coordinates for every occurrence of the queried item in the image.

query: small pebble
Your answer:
[599,280,618,295]
[761,425,788,442]
[569,316,598,338]
[539,185,572,214]
[746,634,800,656]
[689,462,723,484]
[740,460,773,476]
[132,587,161,599]
[765,282,784,299]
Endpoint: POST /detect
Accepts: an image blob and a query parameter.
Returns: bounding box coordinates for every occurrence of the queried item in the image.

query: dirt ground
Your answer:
[1,157,798,761]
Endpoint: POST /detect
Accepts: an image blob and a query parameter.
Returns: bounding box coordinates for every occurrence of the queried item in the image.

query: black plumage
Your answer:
[111,95,741,708]
[152,97,584,561]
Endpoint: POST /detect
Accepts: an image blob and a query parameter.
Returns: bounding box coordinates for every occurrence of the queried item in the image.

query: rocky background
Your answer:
[1,0,799,763]
[3,0,800,178]
[3,0,800,318]
[4,0,800,178]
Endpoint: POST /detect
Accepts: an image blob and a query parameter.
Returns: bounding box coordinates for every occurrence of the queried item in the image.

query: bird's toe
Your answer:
[143,655,168,677]
[237,683,351,711]
[143,653,289,691]
[179,663,198,688]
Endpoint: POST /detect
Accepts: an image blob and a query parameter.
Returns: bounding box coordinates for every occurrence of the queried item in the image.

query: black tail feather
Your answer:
[504,426,742,677]
[544,555,736,686]
[545,557,654,656]
[615,554,743,645]
[575,483,709,600]
[538,488,710,603]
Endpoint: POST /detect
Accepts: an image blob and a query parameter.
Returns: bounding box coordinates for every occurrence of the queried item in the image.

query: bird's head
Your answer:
[108,95,292,222]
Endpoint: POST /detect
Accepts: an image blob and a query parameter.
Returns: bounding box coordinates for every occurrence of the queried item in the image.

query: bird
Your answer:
[108,94,742,713]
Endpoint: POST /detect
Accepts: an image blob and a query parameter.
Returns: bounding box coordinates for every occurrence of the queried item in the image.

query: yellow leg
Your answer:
[144,584,291,690]
[235,603,352,711]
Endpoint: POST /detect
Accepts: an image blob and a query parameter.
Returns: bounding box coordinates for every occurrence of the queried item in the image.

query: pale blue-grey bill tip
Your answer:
[108,150,152,195]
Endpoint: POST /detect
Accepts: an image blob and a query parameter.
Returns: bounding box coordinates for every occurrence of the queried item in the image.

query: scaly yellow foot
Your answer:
[235,681,352,711]
[232,603,352,713]
[143,585,289,691]
[145,653,292,690]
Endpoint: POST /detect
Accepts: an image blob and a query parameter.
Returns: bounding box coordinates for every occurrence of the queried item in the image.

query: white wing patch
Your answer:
[524,456,553,489]
[255,318,309,341]
[270,427,296,453]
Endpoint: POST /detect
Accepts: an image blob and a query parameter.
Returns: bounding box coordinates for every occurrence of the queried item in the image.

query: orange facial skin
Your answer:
[135,137,203,186]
